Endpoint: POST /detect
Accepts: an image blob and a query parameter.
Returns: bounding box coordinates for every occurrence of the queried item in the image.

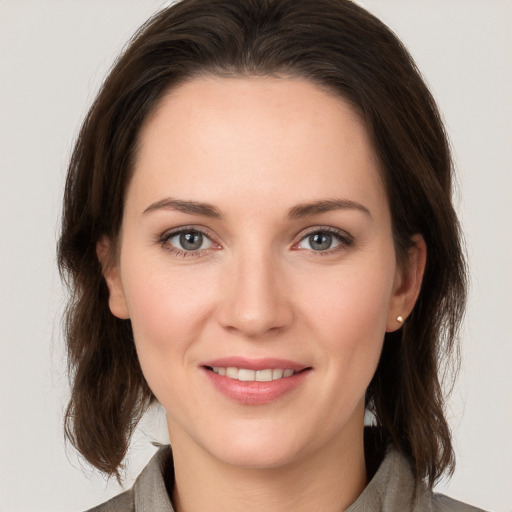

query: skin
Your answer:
[99,76,426,512]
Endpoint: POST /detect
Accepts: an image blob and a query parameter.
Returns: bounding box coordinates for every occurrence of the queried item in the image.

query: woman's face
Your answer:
[104,77,421,469]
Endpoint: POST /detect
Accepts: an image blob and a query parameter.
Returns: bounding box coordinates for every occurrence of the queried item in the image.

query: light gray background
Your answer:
[0,1,510,511]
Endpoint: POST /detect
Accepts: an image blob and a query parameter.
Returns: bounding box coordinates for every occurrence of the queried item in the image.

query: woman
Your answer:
[58,0,483,510]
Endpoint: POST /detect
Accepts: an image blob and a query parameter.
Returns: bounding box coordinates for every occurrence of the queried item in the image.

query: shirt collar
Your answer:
[132,442,426,512]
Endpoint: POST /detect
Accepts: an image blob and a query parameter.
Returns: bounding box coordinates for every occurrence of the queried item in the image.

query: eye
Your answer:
[165,229,213,252]
[296,229,352,252]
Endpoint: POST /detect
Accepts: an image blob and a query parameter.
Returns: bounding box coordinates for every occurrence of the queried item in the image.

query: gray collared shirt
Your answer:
[87,446,486,512]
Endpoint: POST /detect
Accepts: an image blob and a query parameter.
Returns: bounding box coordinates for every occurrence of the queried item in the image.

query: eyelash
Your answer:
[157,226,218,258]
[293,226,354,255]
[157,226,354,258]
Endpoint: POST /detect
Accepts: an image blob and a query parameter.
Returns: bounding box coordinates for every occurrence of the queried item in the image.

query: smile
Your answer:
[201,358,311,404]
[208,367,297,382]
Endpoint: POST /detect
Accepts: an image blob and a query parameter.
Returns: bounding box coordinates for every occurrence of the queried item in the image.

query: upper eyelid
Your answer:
[295,225,353,242]
[157,224,353,248]
[160,225,216,240]
[157,226,220,253]
[158,227,219,258]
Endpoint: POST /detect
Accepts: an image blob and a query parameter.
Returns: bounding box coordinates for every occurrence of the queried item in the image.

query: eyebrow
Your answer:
[142,197,371,220]
[287,199,371,219]
[142,198,222,218]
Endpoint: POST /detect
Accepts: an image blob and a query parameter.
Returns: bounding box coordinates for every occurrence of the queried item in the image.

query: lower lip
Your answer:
[203,368,311,405]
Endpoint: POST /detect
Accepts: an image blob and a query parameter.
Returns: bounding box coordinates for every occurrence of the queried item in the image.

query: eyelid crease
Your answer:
[156,225,220,257]
[155,225,354,259]
[294,226,354,245]
[158,224,216,241]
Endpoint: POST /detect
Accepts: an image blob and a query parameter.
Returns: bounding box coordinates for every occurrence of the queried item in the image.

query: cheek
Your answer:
[303,258,394,330]
[299,255,395,381]
[120,255,216,374]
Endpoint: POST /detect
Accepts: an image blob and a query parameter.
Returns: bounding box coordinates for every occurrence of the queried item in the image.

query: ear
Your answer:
[386,234,427,332]
[96,237,130,320]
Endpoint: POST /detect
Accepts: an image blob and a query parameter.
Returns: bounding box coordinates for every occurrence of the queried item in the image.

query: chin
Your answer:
[213,442,302,470]
[197,422,314,470]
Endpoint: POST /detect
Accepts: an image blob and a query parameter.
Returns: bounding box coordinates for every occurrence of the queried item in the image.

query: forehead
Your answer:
[128,76,386,217]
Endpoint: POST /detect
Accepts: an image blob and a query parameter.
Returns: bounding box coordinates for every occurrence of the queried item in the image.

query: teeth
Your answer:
[272,369,284,380]
[210,366,297,382]
[226,367,239,379]
[255,369,273,382]
[238,369,255,381]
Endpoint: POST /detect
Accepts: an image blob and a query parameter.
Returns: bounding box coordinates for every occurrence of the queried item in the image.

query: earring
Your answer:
[396,315,404,323]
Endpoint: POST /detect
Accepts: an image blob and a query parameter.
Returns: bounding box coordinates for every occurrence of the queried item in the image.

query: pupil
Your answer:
[310,232,332,251]
[180,232,202,250]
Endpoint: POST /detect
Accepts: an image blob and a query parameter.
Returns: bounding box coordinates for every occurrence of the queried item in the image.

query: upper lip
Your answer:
[200,357,309,372]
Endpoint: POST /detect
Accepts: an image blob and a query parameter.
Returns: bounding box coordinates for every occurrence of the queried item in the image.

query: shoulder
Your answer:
[431,492,487,512]
[85,489,134,512]
[348,440,489,512]
[82,445,174,512]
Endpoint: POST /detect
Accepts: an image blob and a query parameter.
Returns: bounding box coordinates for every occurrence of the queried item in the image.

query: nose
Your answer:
[216,249,294,338]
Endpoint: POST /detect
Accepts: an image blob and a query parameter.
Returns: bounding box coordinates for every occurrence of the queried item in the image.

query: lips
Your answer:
[201,357,311,405]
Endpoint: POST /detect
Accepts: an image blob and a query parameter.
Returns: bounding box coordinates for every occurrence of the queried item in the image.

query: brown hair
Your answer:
[58,0,467,486]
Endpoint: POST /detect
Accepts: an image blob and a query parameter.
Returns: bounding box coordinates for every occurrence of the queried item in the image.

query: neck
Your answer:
[168,421,367,512]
